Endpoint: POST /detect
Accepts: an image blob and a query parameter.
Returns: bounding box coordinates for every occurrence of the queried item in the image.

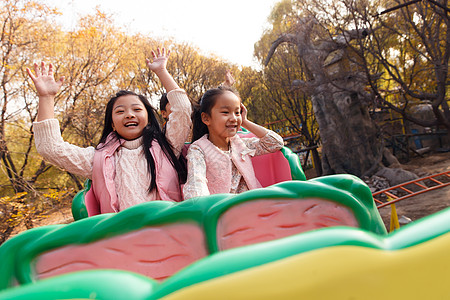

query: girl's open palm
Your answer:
[26,62,64,97]
[146,48,170,73]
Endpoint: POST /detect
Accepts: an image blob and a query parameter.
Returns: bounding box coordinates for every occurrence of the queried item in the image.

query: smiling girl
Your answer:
[28,48,192,215]
[183,86,284,200]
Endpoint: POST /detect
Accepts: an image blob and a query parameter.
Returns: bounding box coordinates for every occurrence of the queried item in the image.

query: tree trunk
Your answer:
[312,84,382,177]
[265,18,418,185]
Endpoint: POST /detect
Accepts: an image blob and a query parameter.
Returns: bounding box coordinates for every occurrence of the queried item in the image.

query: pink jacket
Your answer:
[192,134,262,195]
[85,133,182,216]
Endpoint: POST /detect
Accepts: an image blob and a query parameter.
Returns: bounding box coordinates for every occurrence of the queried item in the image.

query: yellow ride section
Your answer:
[163,233,450,300]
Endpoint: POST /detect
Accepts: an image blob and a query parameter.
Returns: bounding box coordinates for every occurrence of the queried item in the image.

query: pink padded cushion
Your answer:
[85,189,100,216]
[217,199,358,251]
[251,152,292,187]
[35,223,207,281]
[238,131,291,187]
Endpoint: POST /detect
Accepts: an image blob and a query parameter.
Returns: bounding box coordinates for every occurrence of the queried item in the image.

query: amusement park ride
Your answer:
[1,129,450,299]
[1,0,448,296]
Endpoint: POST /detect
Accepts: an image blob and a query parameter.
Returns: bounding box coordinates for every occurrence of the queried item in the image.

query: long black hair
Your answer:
[192,86,239,142]
[98,90,187,192]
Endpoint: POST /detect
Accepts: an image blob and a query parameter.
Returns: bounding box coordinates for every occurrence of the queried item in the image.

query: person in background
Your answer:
[159,69,235,123]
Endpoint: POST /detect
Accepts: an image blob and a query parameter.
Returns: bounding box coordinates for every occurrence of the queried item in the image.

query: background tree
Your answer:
[0,0,61,194]
[263,0,419,183]
[293,0,449,135]
[0,0,68,243]
[356,0,450,133]
[254,0,321,174]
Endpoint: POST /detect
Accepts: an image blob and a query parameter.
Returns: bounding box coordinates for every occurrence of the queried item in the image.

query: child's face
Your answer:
[202,91,242,143]
[112,95,149,140]
[161,102,172,120]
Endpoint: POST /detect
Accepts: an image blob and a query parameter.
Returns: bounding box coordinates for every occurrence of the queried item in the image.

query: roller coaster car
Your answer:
[0,131,396,299]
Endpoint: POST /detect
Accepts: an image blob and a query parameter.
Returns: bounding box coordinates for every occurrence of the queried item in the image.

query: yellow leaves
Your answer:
[1,188,73,234]
[94,7,107,20]
[7,0,61,17]
[0,192,28,205]
[0,196,12,204]
[42,189,70,202]
[86,26,99,38]
[1,63,15,70]
[23,1,45,12]
[71,26,100,39]
[1,192,28,227]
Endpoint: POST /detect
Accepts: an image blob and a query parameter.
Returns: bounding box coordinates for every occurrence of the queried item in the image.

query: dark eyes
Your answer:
[219,109,240,116]
[114,108,143,114]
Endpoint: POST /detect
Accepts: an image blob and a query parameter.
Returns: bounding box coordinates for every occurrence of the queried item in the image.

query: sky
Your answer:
[44,0,280,68]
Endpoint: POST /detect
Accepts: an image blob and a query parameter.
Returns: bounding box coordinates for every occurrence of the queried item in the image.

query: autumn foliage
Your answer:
[0,0,241,243]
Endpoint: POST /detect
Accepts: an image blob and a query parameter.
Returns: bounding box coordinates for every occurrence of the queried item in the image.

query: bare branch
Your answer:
[264,34,298,66]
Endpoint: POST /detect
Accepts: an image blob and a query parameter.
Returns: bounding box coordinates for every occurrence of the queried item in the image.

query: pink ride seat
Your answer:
[237,129,305,187]
[252,151,292,187]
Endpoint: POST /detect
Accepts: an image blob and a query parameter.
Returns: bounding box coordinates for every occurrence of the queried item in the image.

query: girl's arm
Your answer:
[28,62,94,178]
[27,62,64,121]
[33,120,95,179]
[240,104,268,138]
[146,47,179,92]
[164,90,192,156]
[147,47,192,155]
[183,145,210,200]
[240,103,284,155]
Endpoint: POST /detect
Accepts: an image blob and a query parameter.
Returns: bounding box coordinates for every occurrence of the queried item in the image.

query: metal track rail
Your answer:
[373,171,450,209]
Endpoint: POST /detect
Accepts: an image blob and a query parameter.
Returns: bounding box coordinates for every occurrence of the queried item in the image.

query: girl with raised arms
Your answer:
[28,48,191,215]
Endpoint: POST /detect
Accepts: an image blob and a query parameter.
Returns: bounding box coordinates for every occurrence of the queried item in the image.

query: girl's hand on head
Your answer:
[26,62,64,98]
[146,47,170,74]
[240,103,248,123]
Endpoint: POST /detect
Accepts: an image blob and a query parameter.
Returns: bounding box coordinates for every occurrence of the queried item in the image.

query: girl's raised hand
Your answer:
[224,70,235,87]
[26,62,64,98]
[146,47,170,74]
